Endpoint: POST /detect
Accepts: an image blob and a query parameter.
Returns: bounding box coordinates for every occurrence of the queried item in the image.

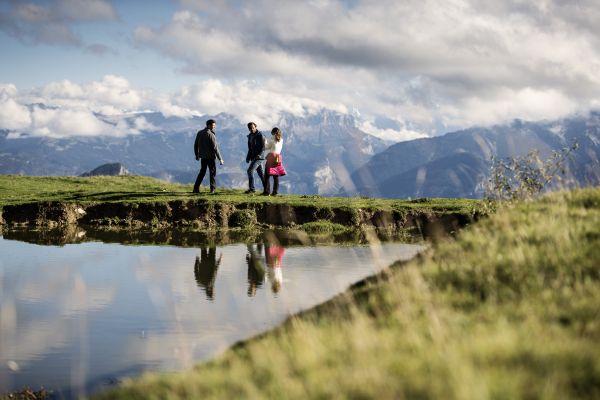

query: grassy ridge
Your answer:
[98,187,600,399]
[0,175,480,213]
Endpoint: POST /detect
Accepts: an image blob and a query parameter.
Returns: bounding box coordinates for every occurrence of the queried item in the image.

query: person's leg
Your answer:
[208,159,217,191]
[193,159,208,192]
[256,163,265,191]
[272,175,279,195]
[263,170,270,195]
[246,160,259,191]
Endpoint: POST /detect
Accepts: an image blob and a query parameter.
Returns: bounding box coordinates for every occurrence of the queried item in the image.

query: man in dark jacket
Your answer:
[245,122,265,194]
[193,119,224,193]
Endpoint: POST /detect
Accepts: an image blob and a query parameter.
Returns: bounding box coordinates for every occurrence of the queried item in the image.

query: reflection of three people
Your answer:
[193,244,285,300]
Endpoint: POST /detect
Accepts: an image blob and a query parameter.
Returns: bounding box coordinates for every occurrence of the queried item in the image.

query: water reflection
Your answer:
[194,248,222,301]
[1,225,425,248]
[246,244,265,297]
[265,244,285,294]
[0,228,425,399]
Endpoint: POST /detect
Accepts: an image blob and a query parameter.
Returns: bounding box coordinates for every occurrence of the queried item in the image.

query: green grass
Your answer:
[301,220,349,233]
[0,175,481,215]
[97,187,600,400]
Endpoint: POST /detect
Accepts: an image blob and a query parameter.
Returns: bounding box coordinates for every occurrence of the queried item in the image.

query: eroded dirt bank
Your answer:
[0,200,480,235]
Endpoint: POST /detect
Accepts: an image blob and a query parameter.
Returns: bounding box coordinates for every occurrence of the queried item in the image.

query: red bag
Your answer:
[268,164,287,176]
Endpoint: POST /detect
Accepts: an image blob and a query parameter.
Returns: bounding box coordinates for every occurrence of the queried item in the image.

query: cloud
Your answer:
[29,75,144,115]
[441,87,579,127]
[0,76,150,138]
[0,0,117,46]
[85,43,118,55]
[162,79,346,126]
[358,121,428,143]
[29,106,112,137]
[55,0,117,21]
[132,0,600,134]
[0,85,32,130]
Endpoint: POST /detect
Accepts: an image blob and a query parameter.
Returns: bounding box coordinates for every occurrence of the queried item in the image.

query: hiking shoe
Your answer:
[261,192,270,196]
[244,189,256,194]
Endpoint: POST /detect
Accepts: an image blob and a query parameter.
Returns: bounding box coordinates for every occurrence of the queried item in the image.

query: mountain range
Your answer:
[1,109,599,198]
[349,112,600,198]
[0,110,390,195]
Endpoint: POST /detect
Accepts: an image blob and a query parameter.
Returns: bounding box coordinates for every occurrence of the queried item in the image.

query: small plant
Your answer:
[485,142,578,202]
[302,220,348,234]
[229,209,257,228]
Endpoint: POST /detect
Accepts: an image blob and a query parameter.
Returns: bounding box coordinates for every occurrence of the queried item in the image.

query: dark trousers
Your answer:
[193,158,216,192]
[247,159,265,191]
[264,172,279,195]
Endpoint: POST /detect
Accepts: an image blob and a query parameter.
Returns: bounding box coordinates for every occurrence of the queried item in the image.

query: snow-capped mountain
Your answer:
[0,109,392,195]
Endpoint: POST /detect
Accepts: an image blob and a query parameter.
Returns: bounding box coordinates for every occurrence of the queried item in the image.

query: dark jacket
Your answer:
[246,131,265,163]
[194,127,223,161]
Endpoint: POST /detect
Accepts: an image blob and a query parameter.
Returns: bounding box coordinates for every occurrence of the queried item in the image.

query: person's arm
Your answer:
[257,134,265,159]
[212,134,224,164]
[194,131,200,160]
[246,135,251,163]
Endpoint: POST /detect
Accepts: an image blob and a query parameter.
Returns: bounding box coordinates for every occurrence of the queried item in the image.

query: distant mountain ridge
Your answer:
[2,109,599,198]
[0,109,391,195]
[348,112,600,198]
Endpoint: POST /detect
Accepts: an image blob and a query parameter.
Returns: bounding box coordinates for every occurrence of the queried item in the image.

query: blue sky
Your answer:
[1,0,599,139]
[0,1,183,90]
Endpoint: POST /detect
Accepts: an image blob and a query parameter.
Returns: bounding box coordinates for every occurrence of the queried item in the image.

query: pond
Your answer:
[0,228,425,398]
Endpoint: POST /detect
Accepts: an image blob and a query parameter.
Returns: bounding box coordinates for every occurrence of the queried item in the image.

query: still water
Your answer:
[0,229,424,397]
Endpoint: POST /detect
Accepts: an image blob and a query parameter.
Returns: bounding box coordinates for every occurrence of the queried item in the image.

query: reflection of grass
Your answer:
[98,188,600,400]
[301,220,349,233]
[0,175,480,215]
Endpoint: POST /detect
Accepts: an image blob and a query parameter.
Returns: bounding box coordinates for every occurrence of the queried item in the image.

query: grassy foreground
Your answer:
[97,187,600,400]
[0,175,479,214]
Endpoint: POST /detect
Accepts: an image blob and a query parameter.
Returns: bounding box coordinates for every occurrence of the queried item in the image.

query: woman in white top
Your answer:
[262,127,285,196]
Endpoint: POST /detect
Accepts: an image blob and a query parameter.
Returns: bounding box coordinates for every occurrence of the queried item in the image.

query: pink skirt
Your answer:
[265,152,287,176]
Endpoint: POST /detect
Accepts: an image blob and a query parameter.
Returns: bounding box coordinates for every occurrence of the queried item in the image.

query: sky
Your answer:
[1,0,599,140]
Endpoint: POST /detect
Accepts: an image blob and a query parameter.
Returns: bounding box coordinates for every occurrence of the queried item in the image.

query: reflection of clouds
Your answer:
[128,243,426,371]
[59,276,115,315]
[0,243,116,374]
[1,315,70,365]
[132,248,237,369]
[16,274,115,316]
[0,238,425,393]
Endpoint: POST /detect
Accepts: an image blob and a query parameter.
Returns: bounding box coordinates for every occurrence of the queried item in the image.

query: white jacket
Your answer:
[265,138,283,154]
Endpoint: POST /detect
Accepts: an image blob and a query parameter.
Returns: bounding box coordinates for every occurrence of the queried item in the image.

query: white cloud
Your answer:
[131,116,158,132]
[29,75,144,115]
[0,77,151,138]
[131,0,600,134]
[0,84,32,130]
[30,107,118,138]
[358,121,428,143]
[441,87,579,127]
[164,79,345,127]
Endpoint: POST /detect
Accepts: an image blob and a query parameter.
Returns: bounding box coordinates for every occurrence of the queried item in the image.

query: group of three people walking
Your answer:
[193,119,286,195]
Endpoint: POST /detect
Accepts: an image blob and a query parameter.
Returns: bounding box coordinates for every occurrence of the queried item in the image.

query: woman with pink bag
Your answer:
[262,127,286,196]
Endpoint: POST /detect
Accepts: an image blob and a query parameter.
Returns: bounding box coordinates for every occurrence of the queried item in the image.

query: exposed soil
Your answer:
[0,200,480,236]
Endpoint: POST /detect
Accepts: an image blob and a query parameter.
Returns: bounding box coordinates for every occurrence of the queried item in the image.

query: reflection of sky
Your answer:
[0,237,423,397]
